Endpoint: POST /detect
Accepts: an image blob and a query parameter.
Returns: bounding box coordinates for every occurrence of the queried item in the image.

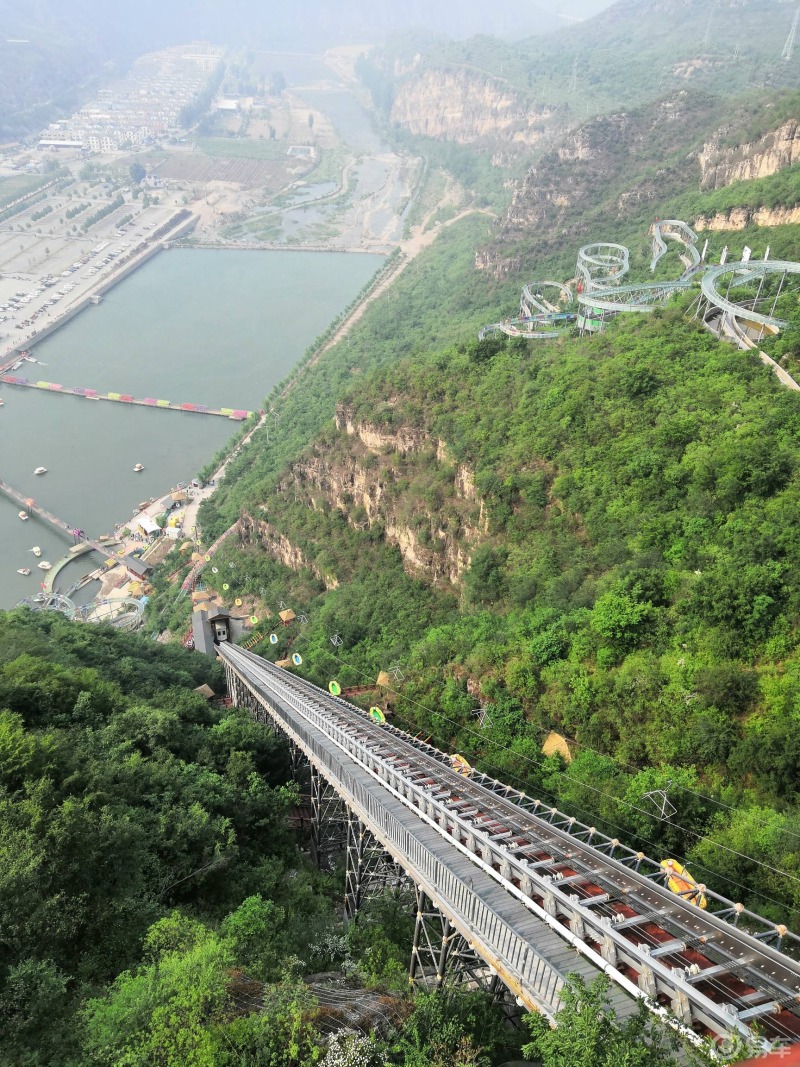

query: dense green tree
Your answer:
[523,975,703,1066]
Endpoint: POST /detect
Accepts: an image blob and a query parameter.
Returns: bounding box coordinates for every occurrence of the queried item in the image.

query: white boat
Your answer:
[18,511,28,521]
[0,398,4,407]
[33,466,47,475]
[133,463,144,472]
[30,546,41,557]
[37,561,52,571]
[17,567,31,576]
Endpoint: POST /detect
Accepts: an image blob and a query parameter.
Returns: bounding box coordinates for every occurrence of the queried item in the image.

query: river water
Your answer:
[0,248,383,607]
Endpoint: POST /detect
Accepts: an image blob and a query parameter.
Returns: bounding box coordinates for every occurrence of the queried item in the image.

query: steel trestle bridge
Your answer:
[221,644,800,1052]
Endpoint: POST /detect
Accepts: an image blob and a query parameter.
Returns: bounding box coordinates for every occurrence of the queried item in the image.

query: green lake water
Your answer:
[0,248,383,607]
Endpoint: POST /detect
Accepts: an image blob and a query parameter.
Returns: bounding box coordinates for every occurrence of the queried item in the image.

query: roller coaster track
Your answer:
[478,281,576,341]
[480,222,800,391]
[651,220,701,274]
[221,643,800,1051]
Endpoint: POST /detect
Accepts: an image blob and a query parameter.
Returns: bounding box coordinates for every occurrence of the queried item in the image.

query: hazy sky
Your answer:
[2,0,621,56]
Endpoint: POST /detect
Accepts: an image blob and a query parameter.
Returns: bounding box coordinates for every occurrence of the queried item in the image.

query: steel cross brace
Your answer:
[344,815,407,923]
[409,885,492,990]
[310,764,349,869]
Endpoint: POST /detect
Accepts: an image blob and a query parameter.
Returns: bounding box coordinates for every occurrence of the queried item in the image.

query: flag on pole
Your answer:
[764,246,771,261]
[720,246,729,265]
[742,246,752,263]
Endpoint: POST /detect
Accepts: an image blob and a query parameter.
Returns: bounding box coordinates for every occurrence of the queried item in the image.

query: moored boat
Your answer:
[133,463,145,472]
[33,466,47,475]
[18,511,28,521]
[31,546,41,557]
[17,567,31,576]
[37,561,52,571]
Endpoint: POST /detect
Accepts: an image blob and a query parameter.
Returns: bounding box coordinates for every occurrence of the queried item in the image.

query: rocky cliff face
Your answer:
[699,120,800,189]
[239,513,340,590]
[498,93,706,247]
[247,407,488,588]
[389,68,556,146]
[695,204,800,231]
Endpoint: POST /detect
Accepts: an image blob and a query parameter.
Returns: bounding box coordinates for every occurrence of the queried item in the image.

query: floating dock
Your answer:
[0,375,251,420]
[0,476,116,559]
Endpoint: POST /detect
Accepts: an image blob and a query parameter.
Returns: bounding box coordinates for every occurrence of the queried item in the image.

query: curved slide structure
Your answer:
[479,221,800,392]
[650,219,701,274]
[520,280,574,317]
[697,259,800,391]
[576,242,630,291]
[479,281,575,341]
[700,259,800,331]
[576,229,693,328]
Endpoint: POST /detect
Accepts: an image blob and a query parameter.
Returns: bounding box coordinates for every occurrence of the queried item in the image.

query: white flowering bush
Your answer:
[320,1031,382,1067]
[307,932,350,973]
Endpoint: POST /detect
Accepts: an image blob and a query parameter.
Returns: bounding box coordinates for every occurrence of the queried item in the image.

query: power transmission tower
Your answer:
[782,6,800,61]
[702,10,713,49]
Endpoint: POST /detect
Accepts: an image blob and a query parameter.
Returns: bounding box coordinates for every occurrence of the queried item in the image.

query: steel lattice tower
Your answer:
[782,7,799,61]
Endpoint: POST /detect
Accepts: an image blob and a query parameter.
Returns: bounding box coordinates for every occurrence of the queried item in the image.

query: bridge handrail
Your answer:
[233,647,800,954]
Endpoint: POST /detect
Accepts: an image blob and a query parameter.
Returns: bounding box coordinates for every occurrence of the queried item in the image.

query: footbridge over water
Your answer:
[221,643,800,1052]
[0,476,115,560]
[0,375,252,421]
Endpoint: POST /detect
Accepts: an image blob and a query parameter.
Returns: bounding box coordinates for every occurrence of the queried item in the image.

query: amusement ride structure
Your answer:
[480,220,800,393]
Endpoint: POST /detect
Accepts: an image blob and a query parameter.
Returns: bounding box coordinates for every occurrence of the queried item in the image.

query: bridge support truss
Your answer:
[409,886,521,1019]
[311,765,348,869]
[344,816,407,922]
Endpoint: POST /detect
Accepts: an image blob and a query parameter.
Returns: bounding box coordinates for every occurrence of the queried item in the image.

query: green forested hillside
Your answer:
[0,610,533,1065]
[365,0,800,127]
[192,299,800,925]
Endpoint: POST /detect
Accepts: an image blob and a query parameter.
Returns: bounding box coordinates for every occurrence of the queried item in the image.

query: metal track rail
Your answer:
[221,644,800,1049]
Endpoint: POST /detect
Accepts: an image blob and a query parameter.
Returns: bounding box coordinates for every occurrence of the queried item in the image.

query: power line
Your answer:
[502,711,800,852]
[243,630,800,923]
